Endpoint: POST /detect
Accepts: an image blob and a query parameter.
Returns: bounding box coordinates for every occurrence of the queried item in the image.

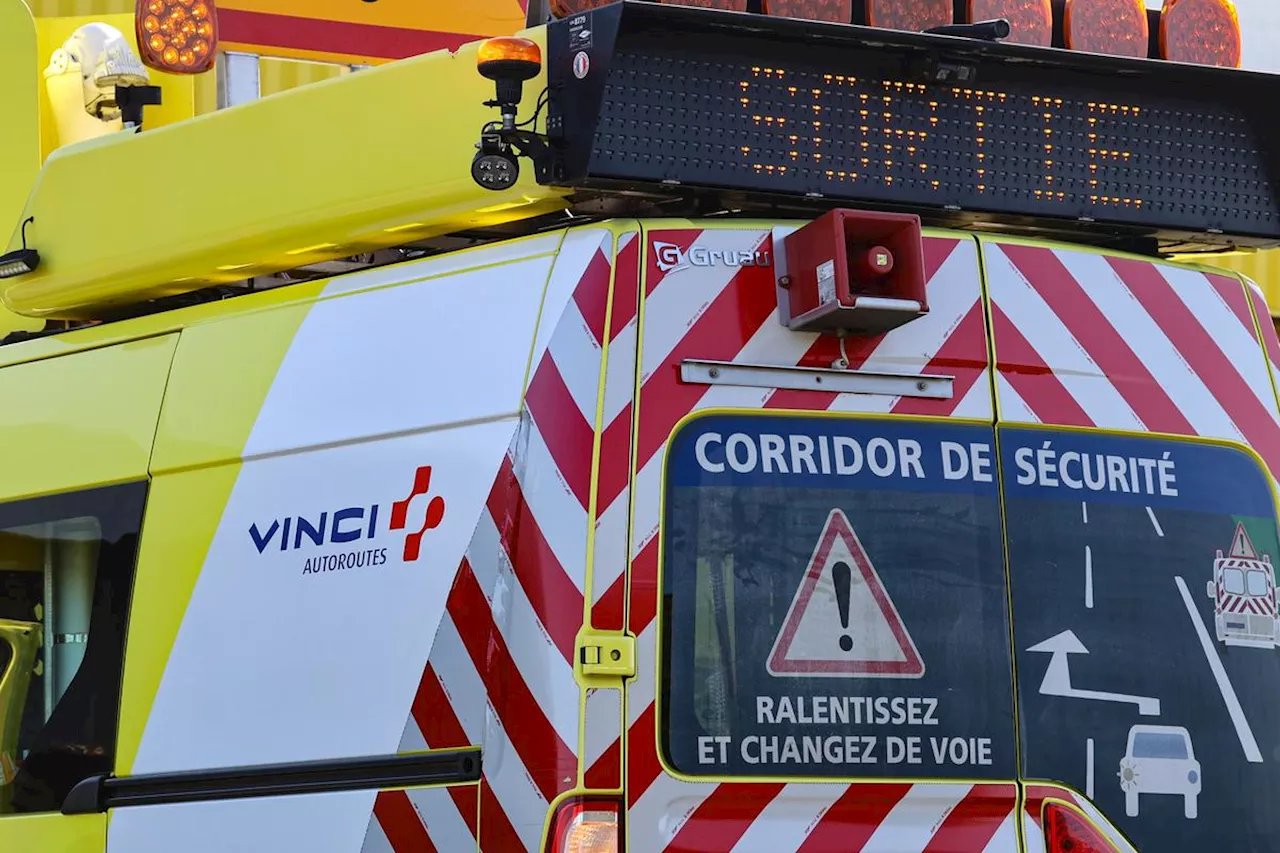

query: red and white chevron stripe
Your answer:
[359,222,1274,852]
[587,225,1011,852]
[363,785,479,853]
[359,227,627,852]
[984,242,1280,475]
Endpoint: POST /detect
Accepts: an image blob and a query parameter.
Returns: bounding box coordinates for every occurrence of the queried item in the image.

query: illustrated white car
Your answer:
[1118,725,1200,819]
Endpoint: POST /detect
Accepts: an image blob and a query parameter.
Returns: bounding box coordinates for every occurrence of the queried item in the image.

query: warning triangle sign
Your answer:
[767,508,924,679]
[1229,522,1258,559]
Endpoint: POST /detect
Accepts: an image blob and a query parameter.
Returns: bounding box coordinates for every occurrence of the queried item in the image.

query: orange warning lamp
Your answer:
[966,0,1052,46]
[762,0,852,22]
[1063,0,1149,58]
[477,37,542,115]
[477,37,542,82]
[135,0,217,74]
[1159,0,1242,67]
[865,0,953,31]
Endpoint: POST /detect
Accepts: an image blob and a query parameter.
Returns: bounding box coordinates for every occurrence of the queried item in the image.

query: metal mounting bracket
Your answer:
[680,359,953,400]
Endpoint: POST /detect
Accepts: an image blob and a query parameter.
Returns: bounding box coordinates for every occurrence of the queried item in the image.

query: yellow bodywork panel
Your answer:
[0,619,40,813]
[114,287,318,773]
[0,811,103,852]
[0,3,40,239]
[0,2,44,341]
[0,333,175,502]
[1,25,569,320]
[113,465,242,776]
[1208,249,1280,318]
[149,284,325,474]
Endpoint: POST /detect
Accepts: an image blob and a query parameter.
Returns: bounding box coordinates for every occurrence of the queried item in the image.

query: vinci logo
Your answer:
[248,466,447,574]
[653,241,771,274]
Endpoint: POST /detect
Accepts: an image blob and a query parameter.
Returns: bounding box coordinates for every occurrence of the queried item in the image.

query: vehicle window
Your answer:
[0,483,146,814]
[1002,428,1280,852]
[1246,570,1270,598]
[661,414,1014,780]
[1131,732,1189,760]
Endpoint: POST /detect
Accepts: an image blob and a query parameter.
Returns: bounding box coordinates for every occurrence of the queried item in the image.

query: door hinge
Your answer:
[577,631,635,681]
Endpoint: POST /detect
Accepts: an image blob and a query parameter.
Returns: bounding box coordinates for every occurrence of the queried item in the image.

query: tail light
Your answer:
[1159,0,1242,67]
[135,0,217,74]
[762,0,852,22]
[1063,0,1149,57]
[864,0,953,30]
[1043,802,1122,853]
[546,797,621,853]
[966,0,1052,45]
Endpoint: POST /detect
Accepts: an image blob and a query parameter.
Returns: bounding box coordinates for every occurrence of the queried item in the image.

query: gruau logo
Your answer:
[653,241,772,275]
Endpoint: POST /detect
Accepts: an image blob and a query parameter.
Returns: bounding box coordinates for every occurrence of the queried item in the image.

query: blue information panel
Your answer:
[661,414,1014,779]
[1001,427,1280,852]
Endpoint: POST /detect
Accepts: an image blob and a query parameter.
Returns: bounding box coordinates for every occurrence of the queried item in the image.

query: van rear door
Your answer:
[981,237,1280,852]
[615,222,1021,852]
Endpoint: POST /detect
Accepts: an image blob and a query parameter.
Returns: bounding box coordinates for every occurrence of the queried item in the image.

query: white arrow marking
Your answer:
[1027,630,1161,716]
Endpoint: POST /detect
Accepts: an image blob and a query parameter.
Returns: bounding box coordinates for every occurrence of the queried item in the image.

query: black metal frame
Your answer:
[61,749,481,815]
[540,1,1280,252]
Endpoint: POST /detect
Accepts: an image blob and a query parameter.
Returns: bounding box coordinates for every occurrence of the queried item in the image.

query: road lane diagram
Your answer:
[1003,427,1280,852]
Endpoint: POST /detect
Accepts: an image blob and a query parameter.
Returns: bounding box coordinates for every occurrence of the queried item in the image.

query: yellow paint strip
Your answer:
[0,812,103,849]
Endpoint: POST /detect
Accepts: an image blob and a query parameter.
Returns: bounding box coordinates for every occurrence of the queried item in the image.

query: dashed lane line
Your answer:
[1146,506,1164,537]
[1085,545,1094,609]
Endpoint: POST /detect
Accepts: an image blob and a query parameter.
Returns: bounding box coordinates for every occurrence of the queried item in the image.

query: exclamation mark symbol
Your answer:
[833,560,853,652]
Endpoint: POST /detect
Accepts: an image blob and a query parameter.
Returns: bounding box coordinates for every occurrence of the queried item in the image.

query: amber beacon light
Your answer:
[549,0,615,15]
[135,0,218,74]
[967,0,1052,45]
[1063,0,1149,58]
[1160,0,1242,67]
[762,0,852,22]
[477,36,543,107]
[864,0,953,31]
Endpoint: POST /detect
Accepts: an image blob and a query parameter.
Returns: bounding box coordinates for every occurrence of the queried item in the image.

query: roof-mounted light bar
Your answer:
[763,1,852,24]
[549,0,1244,69]
[1064,0,1149,58]
[966,0,1052,46]
[1160,0,1242,68]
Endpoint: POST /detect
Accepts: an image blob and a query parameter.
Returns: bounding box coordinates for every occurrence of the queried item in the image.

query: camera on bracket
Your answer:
[472,131,522,191]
